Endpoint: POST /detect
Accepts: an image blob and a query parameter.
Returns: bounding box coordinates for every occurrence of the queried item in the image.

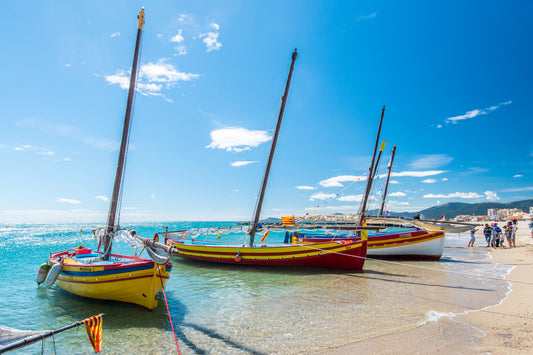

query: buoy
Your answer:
[235,251,242,263]
[36,263,51,285]
[43,263,61,288]
[80,228,83,233]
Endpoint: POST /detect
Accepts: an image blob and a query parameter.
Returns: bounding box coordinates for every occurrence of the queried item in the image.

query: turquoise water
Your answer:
[0,223,512,354]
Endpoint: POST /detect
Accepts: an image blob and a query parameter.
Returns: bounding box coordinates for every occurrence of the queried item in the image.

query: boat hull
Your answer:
[166,239,367,270]
[49,249,171,310]
[294,230,445,260]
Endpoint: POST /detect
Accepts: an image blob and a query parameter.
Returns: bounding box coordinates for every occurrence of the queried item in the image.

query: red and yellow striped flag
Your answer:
[83,314,103,353]
[281,216,295,225]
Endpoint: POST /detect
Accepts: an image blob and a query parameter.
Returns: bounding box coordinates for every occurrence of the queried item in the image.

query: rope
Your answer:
[158,266,180,354]
[296,243,533,285]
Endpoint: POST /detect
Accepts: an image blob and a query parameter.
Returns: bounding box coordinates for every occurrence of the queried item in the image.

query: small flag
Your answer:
[83,314,103,353]
[260,230,271,243]
[439,214,445,221]
[281,216,295,225]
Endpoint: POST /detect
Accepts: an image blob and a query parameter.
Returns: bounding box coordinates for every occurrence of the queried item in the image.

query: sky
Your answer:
[1,1,532,224]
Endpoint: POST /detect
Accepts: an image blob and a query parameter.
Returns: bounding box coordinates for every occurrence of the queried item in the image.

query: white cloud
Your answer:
[96,196,108,202]
[105,59,199,98]
[337,194,363,202]
[442,178,448,181]
[110,32,120,38]
[437,124,442,128]
[423,192,483,199]
[379,170,448,178]
[37,150,55,156]
[513,174,523,178]
[141,60,199,84]
[15,145,32,151]
[446,101,512,124]
[500,186,533,193]
[176,45,187,56]
[319,175,366,187]
[296,186,316,190]
[170,29,184,43]
[389,170,447,178]
[206,127,271,152]
[389,180,399,184]
[200,23,222,52]
[309,192,336,201]
[150,194,156,200]
[422,179,437,184]
[409,154,453,169]
[57,198,82,204]
[484,191,500,201]
[305,205,357,212]
[389,192,406,197]
[358,12,377,21]
[231,161,258,167]
[337,195,376,202]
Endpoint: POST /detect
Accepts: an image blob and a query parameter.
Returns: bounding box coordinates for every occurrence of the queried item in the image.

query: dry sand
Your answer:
[320,220,533,354]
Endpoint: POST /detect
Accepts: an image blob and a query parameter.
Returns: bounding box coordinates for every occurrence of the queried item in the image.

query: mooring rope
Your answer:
[158,266,181,354]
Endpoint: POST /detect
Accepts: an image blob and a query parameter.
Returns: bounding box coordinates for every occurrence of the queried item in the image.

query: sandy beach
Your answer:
[322,220,533,354]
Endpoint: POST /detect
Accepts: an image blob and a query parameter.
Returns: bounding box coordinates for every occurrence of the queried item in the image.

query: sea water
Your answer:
[0,223,512,354]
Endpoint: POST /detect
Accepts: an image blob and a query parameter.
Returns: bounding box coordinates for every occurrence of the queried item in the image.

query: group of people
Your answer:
[469,220,519,248]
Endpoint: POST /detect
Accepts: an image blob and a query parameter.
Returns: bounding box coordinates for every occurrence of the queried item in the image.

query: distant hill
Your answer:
[390,199,533,219]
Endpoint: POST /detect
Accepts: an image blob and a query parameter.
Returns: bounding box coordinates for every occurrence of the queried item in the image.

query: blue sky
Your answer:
[1,1,532,223]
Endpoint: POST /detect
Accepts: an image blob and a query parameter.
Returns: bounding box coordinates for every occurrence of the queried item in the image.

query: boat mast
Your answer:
[248,49,297,247]
[379,145,396,216]
[357,106,385,226]
[103,8,145,260]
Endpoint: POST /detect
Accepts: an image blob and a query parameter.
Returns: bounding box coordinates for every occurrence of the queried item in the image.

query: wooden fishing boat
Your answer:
[48,246,171,310]
[44,9,172,310]
[289,229,445,260]
[164,49,368,270]
[165,237,367,269]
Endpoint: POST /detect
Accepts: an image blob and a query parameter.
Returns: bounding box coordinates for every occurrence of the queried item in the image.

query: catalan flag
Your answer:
[83,314,103,353]
[281,216,295,225]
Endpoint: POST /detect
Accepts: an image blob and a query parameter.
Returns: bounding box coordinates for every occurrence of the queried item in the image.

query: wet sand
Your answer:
[321,220,533,354]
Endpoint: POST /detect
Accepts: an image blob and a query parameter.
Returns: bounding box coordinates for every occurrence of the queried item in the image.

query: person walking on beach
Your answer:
[468,227,477,247]
[491,223,502,248]
[483,224,492,247]
[529,220,533,238]
[511,220,517,247]
[504,221,513,248]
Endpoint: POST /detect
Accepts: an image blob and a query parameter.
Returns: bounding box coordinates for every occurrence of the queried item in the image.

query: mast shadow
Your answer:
[174,323,267,355]
[347,270,494,292]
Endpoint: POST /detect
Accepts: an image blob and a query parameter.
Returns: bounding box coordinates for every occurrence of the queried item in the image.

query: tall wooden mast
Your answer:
[248,49,297,247]
[357,106,385,226]
[103,8,145,260]
[379,145,396,216]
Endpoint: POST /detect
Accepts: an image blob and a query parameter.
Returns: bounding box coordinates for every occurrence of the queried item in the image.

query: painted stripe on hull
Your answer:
[168,240,367,269]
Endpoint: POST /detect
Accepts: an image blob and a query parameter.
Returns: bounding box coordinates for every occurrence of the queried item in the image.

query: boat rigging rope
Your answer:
[158,266,181,354]
[296,243,533,285]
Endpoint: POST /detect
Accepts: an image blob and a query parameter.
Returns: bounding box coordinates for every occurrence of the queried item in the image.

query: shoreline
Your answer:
[320,220,533,354]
